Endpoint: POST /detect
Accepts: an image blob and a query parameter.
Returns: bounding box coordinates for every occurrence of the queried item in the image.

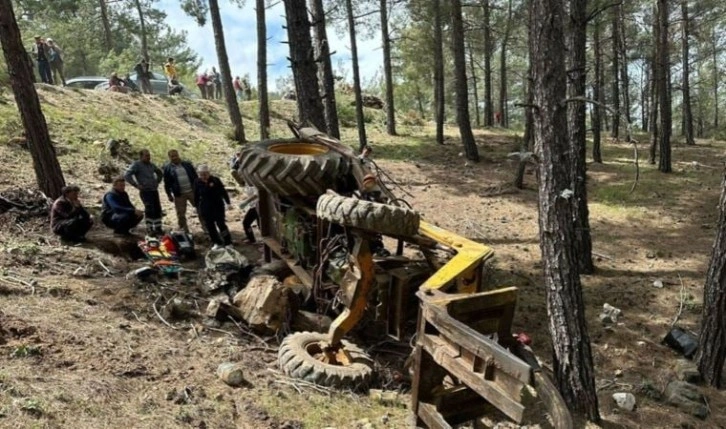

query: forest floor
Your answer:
[0,85,725,428]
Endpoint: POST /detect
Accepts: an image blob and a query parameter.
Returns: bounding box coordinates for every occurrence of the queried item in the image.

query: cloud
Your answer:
[158,0,382,89]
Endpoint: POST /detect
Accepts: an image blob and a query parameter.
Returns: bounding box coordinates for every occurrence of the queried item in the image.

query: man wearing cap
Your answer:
[101,177,144,236]
[31,36,52,84]
[50,185,93,242]
[125,149,164,235]
[46,38,65,86]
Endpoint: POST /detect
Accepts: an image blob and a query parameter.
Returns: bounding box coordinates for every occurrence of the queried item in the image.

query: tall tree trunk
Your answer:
[642,60,649,132]
[451,0,479,162]
[209,0,245,142]
[610,5,620,139]
[380,0,396,135]
[697,173,726,388]
[284,0,326,132]
[531,0,599,420]
[0,0,65,198]
[618,4,631,141]
[712,28,719,130]
[483,0,494,127]
[310,0,340,138]
[468,41,481,127]
[592,19,603,164]
[433,0,445,145]
[567,0,593,274]
[498,0,513,128]
[657,0,671,173]
[681,0,695,145]
[99,0,113,53]
[344,0,368,150]
[516,0,535,189]
[256,0,270,139]
[649,3,659,165]
[134,0,149,62]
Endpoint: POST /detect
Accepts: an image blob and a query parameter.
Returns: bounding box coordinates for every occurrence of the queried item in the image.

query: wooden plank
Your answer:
[418,403,452,429]
[533,372,574,429]
[262,237,314,287]
[427,287,518,316]
[420,334,526,423]
[423,305,533,384]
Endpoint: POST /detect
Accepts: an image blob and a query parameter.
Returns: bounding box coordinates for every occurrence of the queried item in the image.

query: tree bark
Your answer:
[618,4,631,141]
[482,0,493,127]
[531,0,600,420]
[451,0,479,162]
[681,0,695,145]
[697,173,726,387]
[433,0,445,145]
[567,0,594,274]
[712,28,719,130]
[468,41,481,127]
[498,0,513,129]
[0,0,65,198]
[657,0,671,173]
[344,0,368,150]
[99,0,113,53]
[310,0,340,138]
[209,0,246,143]
[642,60,649,132]
[134,0,149,62]
[380,0,396,135]
[649,2,659,165]
[610,5,620,139]
[284,0,326,133]
[257,0,270,139]
[592,19,603,164]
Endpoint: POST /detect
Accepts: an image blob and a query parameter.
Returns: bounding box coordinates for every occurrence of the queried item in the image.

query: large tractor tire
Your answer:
[278,331,373,389]
[316,193,420,237]
[237,139,351,197]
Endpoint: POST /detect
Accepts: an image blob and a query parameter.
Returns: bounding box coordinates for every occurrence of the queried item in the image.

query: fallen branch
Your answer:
[592,251,614,261]
[670,273,687,328]
[152,296,178,330]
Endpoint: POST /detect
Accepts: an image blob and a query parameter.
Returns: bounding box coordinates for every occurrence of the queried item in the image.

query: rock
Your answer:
[676,360,702,384]
[614,369,623,378]
[664,381,709,419]
[653,279,664,288]
[599,303,622,324]
[291,310,332,333]
[353,418,374,429]
[162,298,194,321]
[232,275,291,334]
[612,392,636,411]
[252,259,292,279]
[217,362,245,387]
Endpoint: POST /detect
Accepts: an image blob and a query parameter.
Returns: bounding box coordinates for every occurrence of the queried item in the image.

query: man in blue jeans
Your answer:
[125,149,164,235]
[101,177,144,235]
[31,35,52,84]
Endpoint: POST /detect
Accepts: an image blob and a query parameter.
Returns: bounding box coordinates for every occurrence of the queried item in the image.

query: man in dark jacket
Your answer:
[124,149,164,235]
[134,58,153,94]
[163,149,199,233]
[195,165,232,248]
[101,177,144,235]
[31,35,52,84]
[50,185,93,242]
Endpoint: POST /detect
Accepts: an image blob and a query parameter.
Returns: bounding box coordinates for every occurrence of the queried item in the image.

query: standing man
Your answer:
[163,149,198,233]
[46,38,65,86]
[134,58,153,94]
[124,149,164,235]
[233,76,242,101]
[195,165,232,249]
[212,66,222,100]
[50,185,93,242]
[101,177,144,236]
[164,57,178,82]
[31,35,52,84]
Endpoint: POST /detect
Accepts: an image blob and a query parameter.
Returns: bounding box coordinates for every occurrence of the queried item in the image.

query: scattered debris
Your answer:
[675,360,702,384]
[217,362,245,387]
[663,327,698,358]
[599,303,622,324]
[612,392,636,411]
[202,247,251,293]
[98,161,120,183]
[232,275,292,334]
[291,311,332,333]
[664,381,709,419]
[0,188,51,218]
[161,298,195,321]
[369,389,408,408]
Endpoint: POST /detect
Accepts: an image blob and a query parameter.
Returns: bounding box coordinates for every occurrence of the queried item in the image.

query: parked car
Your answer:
[65,76,108,89]
[95,71,197,98]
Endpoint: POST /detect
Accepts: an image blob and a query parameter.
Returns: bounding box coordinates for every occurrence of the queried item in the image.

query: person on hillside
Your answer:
[163,149,199,233]
[196,72,209,99]
[195,165,232,249]
[233,76,242,101]
[164,57,178,82]
[46,38,65,86]
[108,72,128,93]
[101,177,144,236]
[124,149,164,235]
[123,73,139,92]
[212,67,222,100]
[50,185,93,242]
[31,35,52,84]
[134,58,153,94]
[243,77,252,100]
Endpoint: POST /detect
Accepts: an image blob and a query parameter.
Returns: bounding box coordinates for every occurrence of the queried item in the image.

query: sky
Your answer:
[158,0,383,92]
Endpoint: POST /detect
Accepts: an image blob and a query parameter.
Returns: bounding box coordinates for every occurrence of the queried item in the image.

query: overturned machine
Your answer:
[236,125,572,428]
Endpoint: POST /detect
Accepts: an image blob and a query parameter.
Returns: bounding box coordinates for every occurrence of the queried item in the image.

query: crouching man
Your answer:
[50,185,93,242]
[101,177,144,236]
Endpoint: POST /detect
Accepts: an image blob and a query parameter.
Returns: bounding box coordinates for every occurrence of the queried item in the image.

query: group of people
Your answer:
[30,35,65,86]
[233,76,252,101]
[196,67,222,100]
[49,149,260,250]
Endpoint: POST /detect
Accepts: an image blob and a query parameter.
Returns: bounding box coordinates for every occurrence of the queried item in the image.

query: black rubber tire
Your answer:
[278,331,373,389]
[238,139,350,197]
[316,193,420,237]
